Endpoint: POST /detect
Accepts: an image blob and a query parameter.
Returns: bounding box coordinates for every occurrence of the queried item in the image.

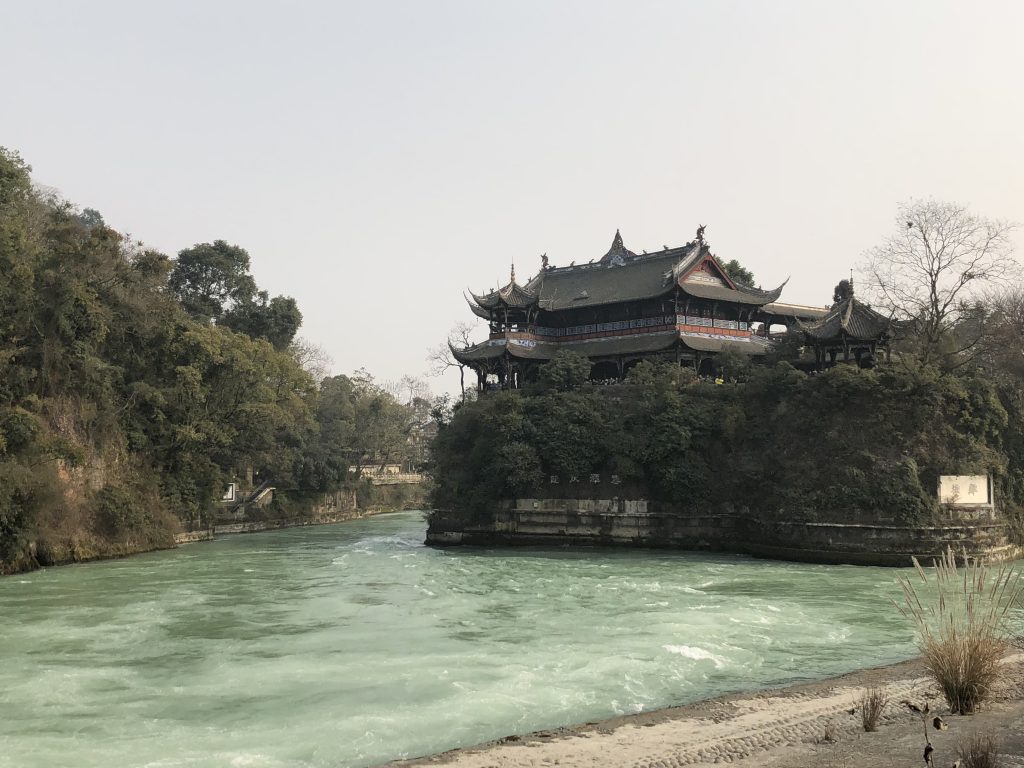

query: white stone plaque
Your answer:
[938,475,990,505]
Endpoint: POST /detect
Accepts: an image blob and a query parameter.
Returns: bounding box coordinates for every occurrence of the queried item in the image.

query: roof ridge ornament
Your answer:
[601,229,636,265]
[510,260,516,283]
[696,224,706,245]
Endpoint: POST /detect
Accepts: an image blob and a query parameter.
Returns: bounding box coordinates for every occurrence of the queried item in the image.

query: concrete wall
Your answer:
[426,499,1022,567]
[174,506,379,545]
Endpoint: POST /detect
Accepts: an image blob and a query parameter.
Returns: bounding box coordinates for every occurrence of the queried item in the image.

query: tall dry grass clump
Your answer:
[859,685,888,731]
[898,548,1022,714]
[957,731,1002,768]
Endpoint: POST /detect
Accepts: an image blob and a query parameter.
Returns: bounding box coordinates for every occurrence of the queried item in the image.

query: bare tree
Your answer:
[288,336,334,384]
[399,374,432,405]
[380,374,433,405]
[861,199,1018,365]
[975,286,1024,380]
[426,321,478,398]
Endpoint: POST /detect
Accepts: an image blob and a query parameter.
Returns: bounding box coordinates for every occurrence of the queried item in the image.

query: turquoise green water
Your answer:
[1,511,918,768]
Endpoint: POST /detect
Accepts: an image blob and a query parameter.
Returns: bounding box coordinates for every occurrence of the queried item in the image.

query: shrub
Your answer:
[92,484,150,535]
[899,548,1023,714]
[536,350,590,392]
[958,731,1002,768]
[859,686,888,731]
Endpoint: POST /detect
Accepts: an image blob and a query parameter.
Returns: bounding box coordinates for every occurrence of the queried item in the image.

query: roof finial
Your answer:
[510,260,516,283]
[849,268,854,295]
[696,224,706,245]
[600,229,636,264]
[541,253,549,270]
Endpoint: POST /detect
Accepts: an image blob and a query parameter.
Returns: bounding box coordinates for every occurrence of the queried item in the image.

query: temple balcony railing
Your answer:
[489,315,753,343]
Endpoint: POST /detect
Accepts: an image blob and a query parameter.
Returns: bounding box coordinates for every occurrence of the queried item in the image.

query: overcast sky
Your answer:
[3,1,1022,395]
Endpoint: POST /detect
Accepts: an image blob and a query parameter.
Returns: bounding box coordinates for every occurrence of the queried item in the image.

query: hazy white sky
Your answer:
[3,1,1022,394]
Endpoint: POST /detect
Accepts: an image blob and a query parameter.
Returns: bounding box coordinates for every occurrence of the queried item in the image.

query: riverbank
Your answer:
[387,653,1024,768]
[2,482,426,576]
[172,506,396,545]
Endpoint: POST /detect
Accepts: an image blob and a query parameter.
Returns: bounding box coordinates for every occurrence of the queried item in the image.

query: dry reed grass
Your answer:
[898,548,1023,714]
[957,731,1002,768]
[859,686,888,731]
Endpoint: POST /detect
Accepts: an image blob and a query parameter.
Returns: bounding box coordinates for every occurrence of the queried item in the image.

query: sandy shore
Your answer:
[385,654,1024,768]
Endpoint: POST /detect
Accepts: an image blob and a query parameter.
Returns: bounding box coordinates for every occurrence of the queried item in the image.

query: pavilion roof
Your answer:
[798,295,892,341]
[468,279,538,310]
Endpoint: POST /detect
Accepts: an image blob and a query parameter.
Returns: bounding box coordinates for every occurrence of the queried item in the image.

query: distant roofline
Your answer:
[763,301,830,314]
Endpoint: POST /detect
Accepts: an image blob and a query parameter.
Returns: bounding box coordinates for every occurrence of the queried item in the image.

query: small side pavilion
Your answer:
[799,280,893,369]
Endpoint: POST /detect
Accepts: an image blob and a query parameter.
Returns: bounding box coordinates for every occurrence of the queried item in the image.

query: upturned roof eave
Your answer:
[798,298,893,341]
[468,281,539,311]
[678,277,788,306]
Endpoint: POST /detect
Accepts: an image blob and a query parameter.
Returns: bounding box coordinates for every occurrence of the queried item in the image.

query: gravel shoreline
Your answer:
[383,655,1024,768]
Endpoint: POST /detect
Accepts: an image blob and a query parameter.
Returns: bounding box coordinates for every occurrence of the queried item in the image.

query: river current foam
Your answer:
[0,511,916,768]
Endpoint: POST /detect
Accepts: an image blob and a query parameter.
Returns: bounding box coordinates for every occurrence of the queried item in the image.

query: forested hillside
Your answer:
[0,149,422,573]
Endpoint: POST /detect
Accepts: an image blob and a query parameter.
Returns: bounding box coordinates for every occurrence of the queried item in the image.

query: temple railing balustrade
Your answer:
[489,314,754,343]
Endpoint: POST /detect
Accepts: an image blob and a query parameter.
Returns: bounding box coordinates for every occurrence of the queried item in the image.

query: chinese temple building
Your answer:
[454,228,812,389]
[798,279,893,369]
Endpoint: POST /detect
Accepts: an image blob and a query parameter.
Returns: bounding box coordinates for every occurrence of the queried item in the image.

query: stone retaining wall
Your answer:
[426,499,1022,566]
[174,508,379,545]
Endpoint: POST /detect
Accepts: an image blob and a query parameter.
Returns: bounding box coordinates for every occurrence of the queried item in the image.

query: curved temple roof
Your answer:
[467,231,786,315]
[468,280,538,310]
[798,295,892,341]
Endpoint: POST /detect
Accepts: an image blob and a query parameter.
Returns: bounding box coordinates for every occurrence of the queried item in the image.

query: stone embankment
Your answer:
[427,499,1021,566]
[173,507,385,545]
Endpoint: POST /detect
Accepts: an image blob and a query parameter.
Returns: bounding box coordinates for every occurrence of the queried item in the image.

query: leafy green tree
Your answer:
[78,208,105,229]
[714,347,753,382]
[536,350,591,392]
[169,240,257,321]
[722,259,755,288]
[304,372,413,484]
[221,291,302,350]
[525,390,609,480]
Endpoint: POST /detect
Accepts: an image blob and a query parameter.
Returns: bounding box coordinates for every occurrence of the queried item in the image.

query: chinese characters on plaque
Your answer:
[938,475,991,505]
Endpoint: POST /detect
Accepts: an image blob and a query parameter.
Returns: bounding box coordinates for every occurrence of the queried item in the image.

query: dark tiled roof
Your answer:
[451,331,770,363]
[452,332,680,363]
[465,295,493,320]
[553,333,681,358]
[799,297,892,341]
[679,334,770,355]
[523,243,784,311]
[679,279,787,305]
[761,301,829,320]
[469,279,538,310]
[525,245,700,311]
[469,232,785,314]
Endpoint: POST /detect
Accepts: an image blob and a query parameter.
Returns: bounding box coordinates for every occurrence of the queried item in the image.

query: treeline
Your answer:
[0,149,422,572]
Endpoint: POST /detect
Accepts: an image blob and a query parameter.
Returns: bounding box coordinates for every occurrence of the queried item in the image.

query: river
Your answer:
[0,510,917,768]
